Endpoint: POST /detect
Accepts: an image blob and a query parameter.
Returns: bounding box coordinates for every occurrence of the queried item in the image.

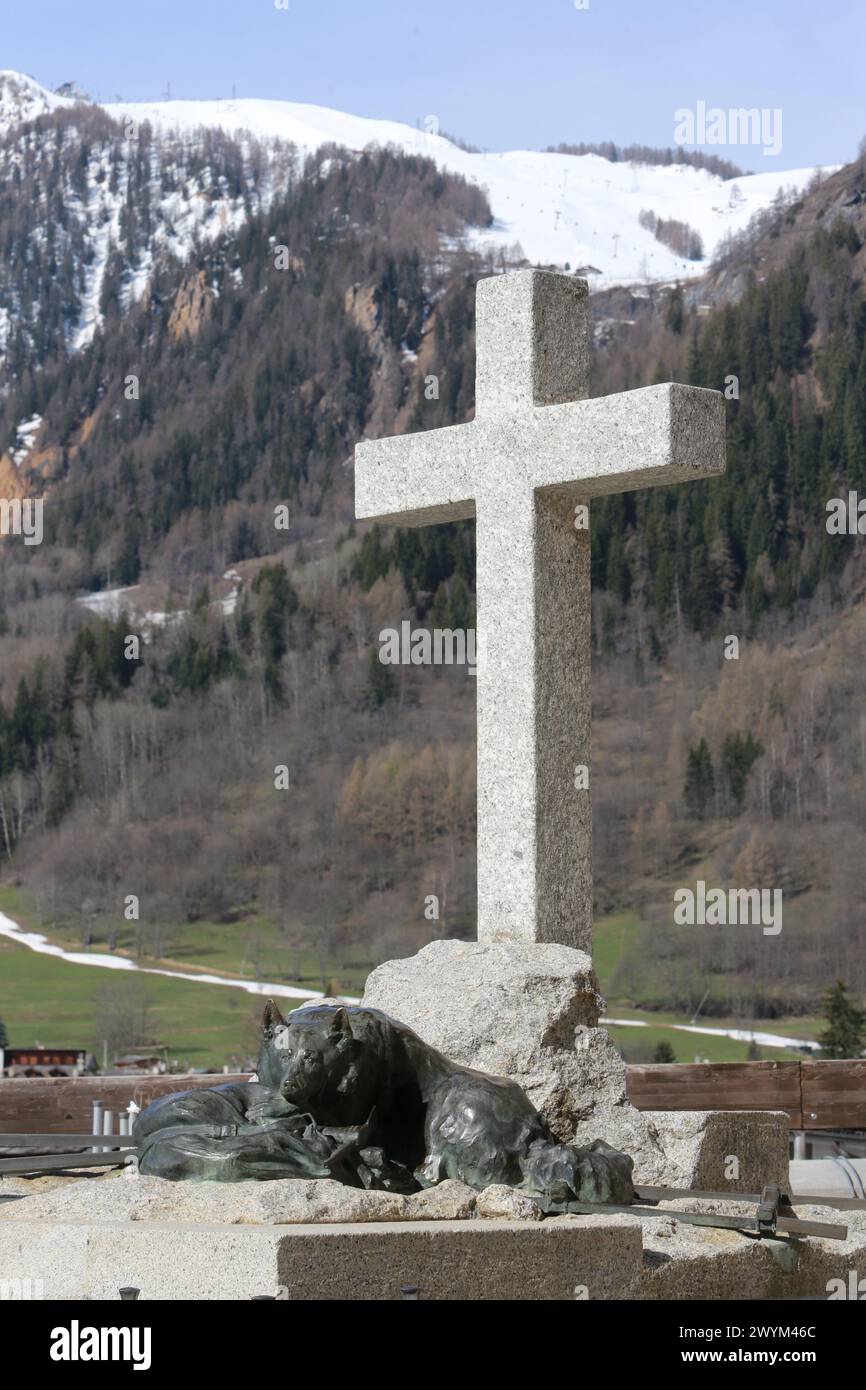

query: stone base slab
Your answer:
[639,1199,866,1301]
[1,1203,864,1300]
[0,1215,642,1301]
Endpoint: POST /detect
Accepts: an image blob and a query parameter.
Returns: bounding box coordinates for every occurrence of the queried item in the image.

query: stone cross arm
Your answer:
[356,268,723,530]
[355,381,724,527]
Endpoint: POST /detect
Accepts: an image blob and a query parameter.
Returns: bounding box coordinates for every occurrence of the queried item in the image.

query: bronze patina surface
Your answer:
[134,1001,634,1208]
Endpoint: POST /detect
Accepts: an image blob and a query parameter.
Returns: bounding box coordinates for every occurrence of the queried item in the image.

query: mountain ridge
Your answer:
[0,69,834,315]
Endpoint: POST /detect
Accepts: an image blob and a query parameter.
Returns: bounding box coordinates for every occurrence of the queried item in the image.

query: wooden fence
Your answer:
[0,1073,251,1135]
[0,1060,864,1134]
[626,1059,866,1129]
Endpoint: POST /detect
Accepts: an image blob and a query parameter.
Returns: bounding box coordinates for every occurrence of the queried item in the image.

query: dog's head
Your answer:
[258,1001,359,1109]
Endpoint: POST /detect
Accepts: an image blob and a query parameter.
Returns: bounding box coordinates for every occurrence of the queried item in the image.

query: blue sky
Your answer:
[5,0,864,168]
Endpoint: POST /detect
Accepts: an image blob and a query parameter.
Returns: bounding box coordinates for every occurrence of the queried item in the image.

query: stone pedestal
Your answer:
[0,1215,644,1301]
[2,1174,863,1301]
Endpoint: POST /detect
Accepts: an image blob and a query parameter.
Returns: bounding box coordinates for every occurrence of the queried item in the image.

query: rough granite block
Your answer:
[362,941,793,1191]
[0,1174,478,1226]
[644,1110,791,1191]
[363,938,670,1180]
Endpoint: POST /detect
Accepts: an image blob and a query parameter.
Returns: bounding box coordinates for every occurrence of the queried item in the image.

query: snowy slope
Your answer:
[0,72,292,360]
[101,92,830,289]
[0,69,71,130]
[0,71,834,314]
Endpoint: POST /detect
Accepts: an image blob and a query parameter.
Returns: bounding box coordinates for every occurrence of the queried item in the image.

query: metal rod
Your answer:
[0,1150,136,1175]
[0,1134,133,1148]
[565,1200,847,1241]
[776,1216,849,1240]
[636,1184,866,1212]
[567,1200,764,1231]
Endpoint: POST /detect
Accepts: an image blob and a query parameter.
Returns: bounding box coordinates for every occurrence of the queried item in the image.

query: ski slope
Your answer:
[0,72,831,293]
[101,91,828,289]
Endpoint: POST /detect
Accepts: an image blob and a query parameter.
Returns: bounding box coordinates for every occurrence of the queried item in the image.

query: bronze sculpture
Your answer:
[133,1001,634,1209]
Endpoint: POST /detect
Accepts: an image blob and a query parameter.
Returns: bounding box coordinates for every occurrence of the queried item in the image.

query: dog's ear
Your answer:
[329,1006,353,1042]
[262,999,287,1038]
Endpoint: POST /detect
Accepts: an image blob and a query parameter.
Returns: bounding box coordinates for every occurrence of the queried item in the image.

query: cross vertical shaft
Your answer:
[473,272,592,950]
[476,487,591,949]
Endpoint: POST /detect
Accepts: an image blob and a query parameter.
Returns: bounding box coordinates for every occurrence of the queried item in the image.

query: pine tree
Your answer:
[721,731,764,812]
[0,1016,8,1049]
[364,646,396,708]
[683,544,721,633]
[653,1041,676,1063]
[818,982,866,1059]
[117,518,141,585]
[354,526,391,591]
[665,284,684,335]
[254,564,298,675]
[684,739,715,819]
[653,551,675,621]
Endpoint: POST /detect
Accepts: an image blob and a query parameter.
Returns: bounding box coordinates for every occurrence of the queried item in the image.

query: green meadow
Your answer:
[0,889,815,1068]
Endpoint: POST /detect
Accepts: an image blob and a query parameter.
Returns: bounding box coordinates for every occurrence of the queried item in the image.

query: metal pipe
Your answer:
[790,1158,866,1199]
[91,1101,104,1153]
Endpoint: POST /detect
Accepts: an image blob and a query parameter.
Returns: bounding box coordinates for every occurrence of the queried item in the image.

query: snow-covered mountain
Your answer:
[0,69,834,362]
[96,92,831,289]
[0,71,296,366]
[0,69,69,129]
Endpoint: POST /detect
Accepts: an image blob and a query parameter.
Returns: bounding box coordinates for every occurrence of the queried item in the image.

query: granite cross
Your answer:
[354,270,725,952]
